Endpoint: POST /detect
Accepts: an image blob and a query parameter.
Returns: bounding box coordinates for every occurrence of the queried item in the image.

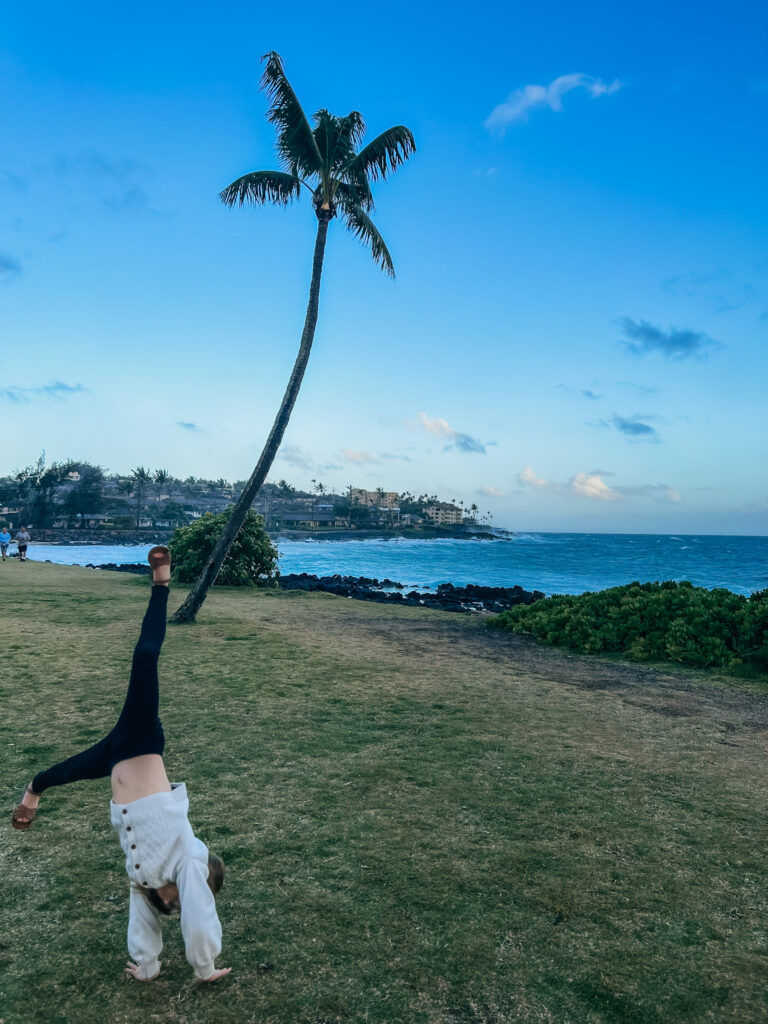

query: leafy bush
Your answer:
[488,581,768,676]
[169,509,279,587]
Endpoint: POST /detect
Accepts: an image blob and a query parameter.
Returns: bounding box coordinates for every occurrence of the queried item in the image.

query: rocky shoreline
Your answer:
[29,525,508,545]
[84,564,545,613]
[280,573,544,612]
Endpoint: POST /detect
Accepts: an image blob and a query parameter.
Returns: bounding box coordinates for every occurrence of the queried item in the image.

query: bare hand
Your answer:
[125,960,161,981]
[198,967,232,983]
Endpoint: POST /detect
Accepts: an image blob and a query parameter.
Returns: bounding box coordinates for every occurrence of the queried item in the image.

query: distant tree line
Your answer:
[1,453,461,529]
[1,454,246,528]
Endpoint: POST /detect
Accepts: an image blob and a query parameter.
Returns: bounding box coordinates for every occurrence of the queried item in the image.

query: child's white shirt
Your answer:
[110,783,222,980]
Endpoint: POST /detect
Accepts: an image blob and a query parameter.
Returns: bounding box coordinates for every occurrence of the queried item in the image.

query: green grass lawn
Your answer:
[2,561,767,1024]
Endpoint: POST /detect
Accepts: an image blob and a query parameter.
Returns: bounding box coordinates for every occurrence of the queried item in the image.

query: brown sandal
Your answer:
[12,785,39,830]
[147,545,172,583]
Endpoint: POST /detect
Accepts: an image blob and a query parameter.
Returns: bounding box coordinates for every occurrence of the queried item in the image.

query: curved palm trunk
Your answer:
[171,211,331,624]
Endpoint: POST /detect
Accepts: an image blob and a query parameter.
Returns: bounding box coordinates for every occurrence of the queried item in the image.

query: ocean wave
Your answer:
[23,534,766,597]
[279,535,497,548]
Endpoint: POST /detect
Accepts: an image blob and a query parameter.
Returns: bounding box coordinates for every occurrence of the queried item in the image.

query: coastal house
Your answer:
[52,513,113,529]
[424,502,463,526]
[399,513,422,527]
[0,506,21,528]
[274,509,345,528]
[81,513,111,528]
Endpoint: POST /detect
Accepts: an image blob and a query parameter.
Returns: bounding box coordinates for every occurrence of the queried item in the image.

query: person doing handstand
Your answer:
[12,546,231,983]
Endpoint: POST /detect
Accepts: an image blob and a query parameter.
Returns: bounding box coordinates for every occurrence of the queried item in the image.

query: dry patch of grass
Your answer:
[1,561,767,1023]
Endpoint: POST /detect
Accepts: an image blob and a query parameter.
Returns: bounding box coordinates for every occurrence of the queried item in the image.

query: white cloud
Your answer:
[519,466,548,489]
[406,412,490,454]
[519,467,682,504]
[485,73,623,133]
[571,472,622,502]
[478,486,506,498]
[340,449,380,464]
[410,412,456,439]
[519,466,622,502]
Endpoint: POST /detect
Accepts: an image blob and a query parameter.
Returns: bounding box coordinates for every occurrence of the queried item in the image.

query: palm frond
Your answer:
[311,110,362,174]
[312,109,339,171]
[342,204,395,277]
[219,170,301,207]
[260,51,322,177]
[334,179,375,214]
[343,110,367,150]
[345,125,416,183]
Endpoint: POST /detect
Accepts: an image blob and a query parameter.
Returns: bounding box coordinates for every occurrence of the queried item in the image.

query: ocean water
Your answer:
[16,533,768,596]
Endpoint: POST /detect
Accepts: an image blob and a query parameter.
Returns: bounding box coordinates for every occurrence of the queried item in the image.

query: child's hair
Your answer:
[138,853,225,915]
[207,852,225,895]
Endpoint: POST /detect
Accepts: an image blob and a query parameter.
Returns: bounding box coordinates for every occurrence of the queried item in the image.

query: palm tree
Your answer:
[172,51,414,623]
[131,466,152,528]
[154,469,170,502]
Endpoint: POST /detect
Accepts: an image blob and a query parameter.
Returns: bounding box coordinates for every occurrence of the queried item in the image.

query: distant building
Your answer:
[424,502,462,526]
[399,513,422,527]
[274,509,346,528]
[0,507,21,528]
[52,513,112,529]
[348,489,399,508]
[80,513,111,528]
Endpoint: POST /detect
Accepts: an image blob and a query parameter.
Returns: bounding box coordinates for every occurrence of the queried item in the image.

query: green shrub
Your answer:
[169,509,279,587]
[488,581,768,676]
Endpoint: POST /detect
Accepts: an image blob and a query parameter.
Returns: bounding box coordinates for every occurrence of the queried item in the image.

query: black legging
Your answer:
[32,586,169,794]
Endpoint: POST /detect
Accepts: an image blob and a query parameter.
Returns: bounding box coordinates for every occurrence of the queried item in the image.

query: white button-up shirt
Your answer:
[110,783,222,979]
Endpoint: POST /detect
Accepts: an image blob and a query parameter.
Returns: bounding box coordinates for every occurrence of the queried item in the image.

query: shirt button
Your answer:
[135,863,140,869]
[122,809,127,815]
[131,844,136,850]
[126,826,131,831]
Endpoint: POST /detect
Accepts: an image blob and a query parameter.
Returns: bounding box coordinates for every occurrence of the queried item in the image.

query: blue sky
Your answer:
[1,0,766,534]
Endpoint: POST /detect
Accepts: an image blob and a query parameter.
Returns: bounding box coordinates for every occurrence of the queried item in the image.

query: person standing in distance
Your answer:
[15,525,30,562]
[0,525,11,561]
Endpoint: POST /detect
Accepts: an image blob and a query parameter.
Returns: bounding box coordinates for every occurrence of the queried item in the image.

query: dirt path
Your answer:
[260,593,768,734]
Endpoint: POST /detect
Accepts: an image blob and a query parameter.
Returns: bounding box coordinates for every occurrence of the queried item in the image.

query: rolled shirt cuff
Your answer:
[137,957,160,980]
[194,961,217,980]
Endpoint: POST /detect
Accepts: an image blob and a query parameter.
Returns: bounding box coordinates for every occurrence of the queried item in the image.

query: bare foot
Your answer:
[125,961,161,981]
[198,968,232,983]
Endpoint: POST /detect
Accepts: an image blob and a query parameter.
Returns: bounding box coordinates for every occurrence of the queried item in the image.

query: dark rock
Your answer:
[87,562,150,575]
[276,572,546,613]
